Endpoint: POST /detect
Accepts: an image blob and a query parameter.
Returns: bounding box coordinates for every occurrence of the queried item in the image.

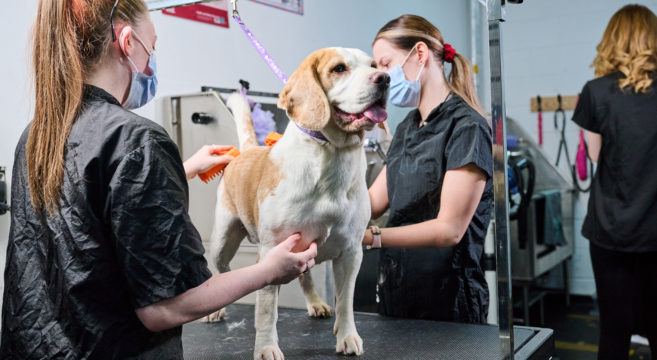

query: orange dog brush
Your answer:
[198,147,241,184]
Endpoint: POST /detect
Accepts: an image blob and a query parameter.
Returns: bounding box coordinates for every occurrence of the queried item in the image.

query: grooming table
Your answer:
[182,304,554,360]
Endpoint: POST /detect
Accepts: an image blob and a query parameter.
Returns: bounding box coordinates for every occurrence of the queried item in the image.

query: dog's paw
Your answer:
[307,301,332,318]
[254,345,285,360]
[336,333,363,356]
[200,309,225,323]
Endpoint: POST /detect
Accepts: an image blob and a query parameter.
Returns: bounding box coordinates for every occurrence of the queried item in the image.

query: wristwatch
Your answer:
[368,225,382,249]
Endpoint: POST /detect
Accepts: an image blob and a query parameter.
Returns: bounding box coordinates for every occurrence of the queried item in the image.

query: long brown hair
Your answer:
[374,14,484,116]
[28,0,147,213]
[593,4,657,93]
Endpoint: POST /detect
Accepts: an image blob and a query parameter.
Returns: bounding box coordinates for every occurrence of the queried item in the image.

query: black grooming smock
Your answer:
[1,85,212,359]
[573,72,657,252]
[378,93,493,324]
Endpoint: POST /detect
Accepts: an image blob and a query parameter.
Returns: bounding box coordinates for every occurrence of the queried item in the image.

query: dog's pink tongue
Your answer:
[363,104,388,123]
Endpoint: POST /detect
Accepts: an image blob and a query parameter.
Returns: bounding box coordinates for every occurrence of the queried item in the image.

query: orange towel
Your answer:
[265,132,283,147]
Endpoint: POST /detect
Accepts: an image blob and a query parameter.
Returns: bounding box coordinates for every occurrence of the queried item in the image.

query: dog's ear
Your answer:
[278,52,331,131]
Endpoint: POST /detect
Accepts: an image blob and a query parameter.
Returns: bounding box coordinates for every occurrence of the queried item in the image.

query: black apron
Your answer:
[378,94,493,324]
[1,86,211,359]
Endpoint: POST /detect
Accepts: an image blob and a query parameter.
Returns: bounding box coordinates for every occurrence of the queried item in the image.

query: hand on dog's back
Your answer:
[260,234,318,285]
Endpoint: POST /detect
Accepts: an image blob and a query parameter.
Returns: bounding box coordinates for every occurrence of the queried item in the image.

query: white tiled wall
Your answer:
[502,0,657,296]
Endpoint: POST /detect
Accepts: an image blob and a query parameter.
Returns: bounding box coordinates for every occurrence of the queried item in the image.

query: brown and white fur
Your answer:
[206,47,389,360]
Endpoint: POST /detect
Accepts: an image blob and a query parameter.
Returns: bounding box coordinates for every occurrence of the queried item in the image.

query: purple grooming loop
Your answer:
[233,13,288,84]
[232,3,328,141]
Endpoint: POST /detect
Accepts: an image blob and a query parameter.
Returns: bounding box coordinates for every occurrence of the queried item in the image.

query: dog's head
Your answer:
[278,48,389,138]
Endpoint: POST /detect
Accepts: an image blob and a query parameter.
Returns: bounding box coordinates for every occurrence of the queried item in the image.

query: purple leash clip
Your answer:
[233,13,289,85]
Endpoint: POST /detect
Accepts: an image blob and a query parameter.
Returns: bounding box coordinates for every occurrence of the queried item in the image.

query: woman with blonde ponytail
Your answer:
[1,1,316,358]
[363,15,492,323]
[572,5,657,359]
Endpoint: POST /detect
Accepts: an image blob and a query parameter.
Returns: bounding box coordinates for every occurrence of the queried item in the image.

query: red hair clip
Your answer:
[443,43,456,63]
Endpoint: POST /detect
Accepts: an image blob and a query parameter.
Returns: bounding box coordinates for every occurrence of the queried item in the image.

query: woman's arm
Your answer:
[585,130,602,163]
[183,145,235,180]
[363,163,487,248]
[135,235,317,332]
[368,166,389,219]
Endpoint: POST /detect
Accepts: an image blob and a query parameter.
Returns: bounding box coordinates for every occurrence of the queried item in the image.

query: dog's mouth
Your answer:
[334,98,388,125]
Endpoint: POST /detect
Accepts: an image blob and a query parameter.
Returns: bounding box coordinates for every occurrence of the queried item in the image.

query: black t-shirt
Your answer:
[0,86,212,359]
[377,93,493,324]
[573,72,657,252]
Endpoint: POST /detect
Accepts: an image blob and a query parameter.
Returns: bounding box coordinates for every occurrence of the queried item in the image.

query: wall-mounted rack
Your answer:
[530,95,578,112]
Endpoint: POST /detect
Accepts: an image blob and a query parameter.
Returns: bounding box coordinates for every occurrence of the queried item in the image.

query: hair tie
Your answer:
[443,43,456,63]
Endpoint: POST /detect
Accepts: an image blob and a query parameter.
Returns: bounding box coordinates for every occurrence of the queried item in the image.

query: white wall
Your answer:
[502,0,657,296]
[0,0,472,298]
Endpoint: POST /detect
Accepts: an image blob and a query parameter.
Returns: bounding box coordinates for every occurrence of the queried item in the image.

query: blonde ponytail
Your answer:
[448,52,485,116]
[28,0,85,213]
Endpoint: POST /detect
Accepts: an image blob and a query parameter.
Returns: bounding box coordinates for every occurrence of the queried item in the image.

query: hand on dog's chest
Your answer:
[290,238,315,253]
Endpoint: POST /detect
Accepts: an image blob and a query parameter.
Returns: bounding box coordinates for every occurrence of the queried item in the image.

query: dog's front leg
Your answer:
[254,246,283,360]
[332,245,364,355]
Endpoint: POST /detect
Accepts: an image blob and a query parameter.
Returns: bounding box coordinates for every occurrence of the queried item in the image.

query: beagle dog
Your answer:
[207,47,389,360]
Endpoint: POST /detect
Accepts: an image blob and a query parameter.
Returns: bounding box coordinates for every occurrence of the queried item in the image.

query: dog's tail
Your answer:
[226,92,259,151]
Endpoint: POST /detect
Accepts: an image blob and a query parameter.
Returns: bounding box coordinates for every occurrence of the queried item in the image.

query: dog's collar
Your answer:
[295,123,328,142]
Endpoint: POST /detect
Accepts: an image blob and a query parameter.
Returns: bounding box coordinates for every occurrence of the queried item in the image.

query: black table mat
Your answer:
[182,304,541,360]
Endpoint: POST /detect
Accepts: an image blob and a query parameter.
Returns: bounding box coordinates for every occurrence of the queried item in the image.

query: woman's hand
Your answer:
[183,145,235,180]
[259,234,318,286]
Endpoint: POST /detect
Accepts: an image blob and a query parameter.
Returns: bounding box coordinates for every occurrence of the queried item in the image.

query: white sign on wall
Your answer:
[146,0,302,14]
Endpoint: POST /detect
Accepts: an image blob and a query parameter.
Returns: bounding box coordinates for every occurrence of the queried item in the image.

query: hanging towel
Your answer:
[540,190,567,246]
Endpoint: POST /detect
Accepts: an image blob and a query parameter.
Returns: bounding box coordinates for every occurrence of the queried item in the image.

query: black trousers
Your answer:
[590,242,657,360]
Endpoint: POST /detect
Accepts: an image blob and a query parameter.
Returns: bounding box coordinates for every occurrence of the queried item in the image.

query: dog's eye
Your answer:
[371,62,377,69]
[332,64,347,73]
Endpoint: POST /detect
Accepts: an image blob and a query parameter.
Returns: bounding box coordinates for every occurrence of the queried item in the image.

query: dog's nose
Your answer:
[371,72,391,88]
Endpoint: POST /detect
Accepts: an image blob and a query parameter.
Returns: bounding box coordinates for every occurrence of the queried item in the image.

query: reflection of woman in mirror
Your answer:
[572,5,657,359]
[364,15,493,324]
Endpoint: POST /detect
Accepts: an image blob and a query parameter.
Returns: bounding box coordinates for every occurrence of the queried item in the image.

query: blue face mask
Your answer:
[387,44,425,108]
[121,31,158,110]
